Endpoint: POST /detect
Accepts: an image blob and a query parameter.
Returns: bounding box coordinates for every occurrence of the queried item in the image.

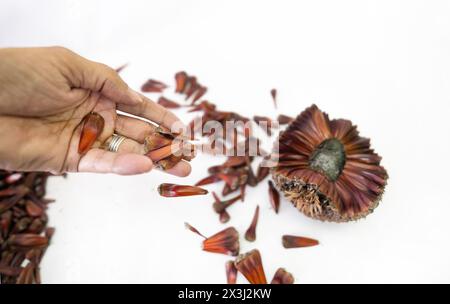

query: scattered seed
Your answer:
[282,235,319,249]
[270,89,277,108]
[186,223,240,256]
[0,171,56,284]
[271,268,294,284]
[157,96,182,109]
[158,184,208,197]
[141,79,168,93]
[277,114,294,125]
[235,249,267,284]
[225,260,238,284]
[244,205,260,242]
[268,181,280,214]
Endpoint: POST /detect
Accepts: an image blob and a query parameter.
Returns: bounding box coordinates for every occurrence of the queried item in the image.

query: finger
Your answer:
[117,94,186,132]
[67,49,142,106]
[163,160,192,177]
[115,114,156,143]
[78,149,153,175]
[103,136,146,154]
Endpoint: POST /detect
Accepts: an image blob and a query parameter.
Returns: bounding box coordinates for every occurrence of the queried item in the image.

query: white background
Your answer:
[1,0,450,283]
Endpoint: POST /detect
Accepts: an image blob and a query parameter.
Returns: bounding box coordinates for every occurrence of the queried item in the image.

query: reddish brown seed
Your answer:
[156,155,183,171]
[219,210,231,223]
[184,76,198,100]
[282,235,319,249]
[189,101,216,113]
[244,205,260,242]
[271,268,294,284]
[175,71,188,93]
[146,144,181,162]
[226,260,238,284]
[45,227,56,239]
[27,219,45,234]
[212,192,230,223]
[271,89,277,108]
[246,166,258,188]
[0,265,22,277]
[217,173,240,190]
[157,96,182,109]
[268,181,280,214]
[0,188,18,197]
[0,171,56,284]
[0,211,12,237]
[208,165,225,175]
[222,184,234,197]
[141,79,168,93]
[16,263,34,284]
[25,200,44,217]
[202,227,240,256]
[180,144,197,162]
[158,184,208,197]
[34,267,42,284]
[222,156,248,168]
[240,184,246,202]
[213,194,242,214]
[256,164,270,182]
[0,186,29,214]
[184,222,207,239]
[277,114,294,125]
[235,249,267,284]
[195,175,222,187]
[8,234,49,249]
[186,223,240,256]
[254,116,275,136]
[144,133,173,153]
[78,113,105,154]
[192,86,208,104]
[154,126,178,139]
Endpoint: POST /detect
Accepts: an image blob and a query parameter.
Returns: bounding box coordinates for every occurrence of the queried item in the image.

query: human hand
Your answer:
[0,47,192,176]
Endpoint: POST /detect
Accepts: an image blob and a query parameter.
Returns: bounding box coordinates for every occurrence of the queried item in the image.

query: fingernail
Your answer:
[127,88,143,105]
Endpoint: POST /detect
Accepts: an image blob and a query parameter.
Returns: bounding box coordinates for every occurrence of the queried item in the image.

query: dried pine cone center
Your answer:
[309,138,346,181]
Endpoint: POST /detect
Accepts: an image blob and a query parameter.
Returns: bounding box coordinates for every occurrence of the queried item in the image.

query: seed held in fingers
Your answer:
[144,133,173,153]
[156,155,183,171]
[78,113,105,154]
[146,144,180,162]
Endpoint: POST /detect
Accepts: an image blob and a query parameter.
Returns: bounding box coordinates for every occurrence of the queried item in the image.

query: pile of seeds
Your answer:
[0,171,56,284]
[143,71,320,284]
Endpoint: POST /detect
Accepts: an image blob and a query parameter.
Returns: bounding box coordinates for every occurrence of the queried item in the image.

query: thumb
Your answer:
[71,53,142,106]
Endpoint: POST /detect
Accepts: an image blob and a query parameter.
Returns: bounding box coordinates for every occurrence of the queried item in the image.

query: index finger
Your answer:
[117,93,185,132]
